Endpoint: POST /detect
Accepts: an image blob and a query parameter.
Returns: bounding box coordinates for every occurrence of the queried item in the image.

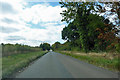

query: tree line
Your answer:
[52,2,120,53]
[1,43,51,56]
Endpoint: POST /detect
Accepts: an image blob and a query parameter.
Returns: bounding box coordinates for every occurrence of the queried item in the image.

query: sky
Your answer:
[0,0,66,46]
[0,0,119,47]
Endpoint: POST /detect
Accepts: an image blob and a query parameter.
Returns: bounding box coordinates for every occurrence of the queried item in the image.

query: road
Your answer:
[15,52,118,78]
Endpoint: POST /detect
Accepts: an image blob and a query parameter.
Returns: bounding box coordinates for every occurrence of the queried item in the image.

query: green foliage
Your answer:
[2,43,41,56]
[52,41,62,51]
[61,6,109,52]
[60,41,71,51]
[59,2,120,53]
[59,2,95,23]
[62,22,80,45]
[115,43,120,53]
[40,43,51,51]
[60,2,94,52]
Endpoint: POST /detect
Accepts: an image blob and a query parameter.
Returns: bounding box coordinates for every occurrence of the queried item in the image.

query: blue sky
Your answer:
[27,2,60,7]
[0,0,66,46]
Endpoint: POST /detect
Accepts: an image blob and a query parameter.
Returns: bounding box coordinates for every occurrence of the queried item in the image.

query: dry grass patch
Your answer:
[57,51,120,72]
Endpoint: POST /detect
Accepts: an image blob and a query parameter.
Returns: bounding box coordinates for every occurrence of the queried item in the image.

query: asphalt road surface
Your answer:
[15,52,118,78]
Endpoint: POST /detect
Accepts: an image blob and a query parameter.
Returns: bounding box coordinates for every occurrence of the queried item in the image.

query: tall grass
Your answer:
[58,51,120,72]
[2,51,47,78]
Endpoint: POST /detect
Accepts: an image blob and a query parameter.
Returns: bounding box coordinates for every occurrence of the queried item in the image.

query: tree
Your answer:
[62,21,80,48]
[94,2,120,52]
[60,2,112,52]
[60,2,120,53]
[96,2,120,25]
[59,2,95,23]
[60,2,95,52]
[52,42,61,51]
[40,43,51,51]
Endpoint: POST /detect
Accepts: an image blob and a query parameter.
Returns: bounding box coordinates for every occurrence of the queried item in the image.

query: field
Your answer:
[2,51,47,78]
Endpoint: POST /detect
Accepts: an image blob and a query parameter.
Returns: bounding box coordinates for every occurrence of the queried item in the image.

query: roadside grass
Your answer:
[57,51,120,72]
[2,51,47,78]
[0,58,2,78]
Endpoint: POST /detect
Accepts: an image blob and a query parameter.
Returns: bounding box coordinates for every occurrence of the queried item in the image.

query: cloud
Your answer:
[5,36,25,41]
[20,3,64,24]
[0,1,66,46]
[1,18,18,24]
[0,2,17,14]
[0,26,20,33]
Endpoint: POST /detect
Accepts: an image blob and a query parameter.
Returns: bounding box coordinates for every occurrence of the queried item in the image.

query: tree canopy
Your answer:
[40,43,51,51]
[52,42,61,50]
[59,2,120,53]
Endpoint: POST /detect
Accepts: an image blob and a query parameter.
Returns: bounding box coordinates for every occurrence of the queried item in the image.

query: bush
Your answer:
[2,43,42,56]
[115,43,120,53]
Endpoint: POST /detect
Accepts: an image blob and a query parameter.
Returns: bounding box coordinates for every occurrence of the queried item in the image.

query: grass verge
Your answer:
[56,51,120,72]
[2,51,47,78]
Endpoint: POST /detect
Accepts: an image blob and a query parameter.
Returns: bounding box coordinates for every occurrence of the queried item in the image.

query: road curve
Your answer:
[15,52,118,78]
